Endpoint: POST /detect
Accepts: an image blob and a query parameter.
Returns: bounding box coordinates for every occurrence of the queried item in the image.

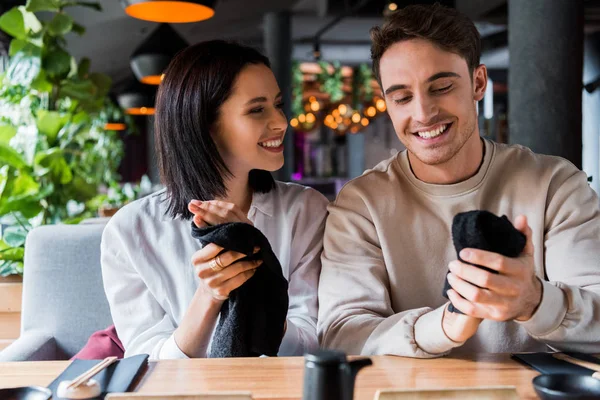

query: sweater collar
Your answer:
[397,138,495,197]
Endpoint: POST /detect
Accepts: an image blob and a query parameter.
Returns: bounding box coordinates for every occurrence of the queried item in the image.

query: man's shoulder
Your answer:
[491,141,581,178]
[334,153,402,204]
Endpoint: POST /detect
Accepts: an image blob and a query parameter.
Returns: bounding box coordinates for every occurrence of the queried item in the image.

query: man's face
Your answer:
[379,38,487,167]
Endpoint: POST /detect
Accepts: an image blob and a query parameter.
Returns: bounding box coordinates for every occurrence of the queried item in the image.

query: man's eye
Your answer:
[434,85,452,93]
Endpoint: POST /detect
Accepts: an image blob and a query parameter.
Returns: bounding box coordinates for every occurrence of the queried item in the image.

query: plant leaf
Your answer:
[6,42,42,85]
[58,78,96,100]
[0,247,25,261]
[0,7,25,39]
[8,39,27,56]
[47,13,73,36]
[36,110,69,145]
[71,22,85,35]
[20,6,42,34]
[26,0,60,12]
[77,57,90,78]
[0,125,17,144]
[30,69,53,92]
[0,165,9,199]
[11,174,39,198]
[43,48,71,80]
[89,72,111,98]
[34,148,73,184]
[2,225,27,247]
[0,144,27,170]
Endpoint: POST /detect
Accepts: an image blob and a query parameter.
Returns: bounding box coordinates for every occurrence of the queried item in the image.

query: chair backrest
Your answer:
[21,223,113,359]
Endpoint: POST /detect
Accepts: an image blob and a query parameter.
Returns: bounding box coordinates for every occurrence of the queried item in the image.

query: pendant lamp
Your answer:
[117,78,157,116]
[120,0,217,23]
[131,24,188,85]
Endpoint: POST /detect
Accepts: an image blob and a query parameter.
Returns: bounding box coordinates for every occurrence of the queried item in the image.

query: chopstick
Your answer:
[553,353,600,378]
[67,356,118,389]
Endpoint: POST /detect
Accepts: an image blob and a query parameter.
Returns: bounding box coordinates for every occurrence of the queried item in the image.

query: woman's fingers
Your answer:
[188,199,252,225]
[217,266,259,296]
[194,247,260,279]
[191,243,224,266]
[205,259,263,287]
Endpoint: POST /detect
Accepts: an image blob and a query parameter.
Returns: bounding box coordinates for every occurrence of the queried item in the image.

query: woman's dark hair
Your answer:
[155,40,277,220]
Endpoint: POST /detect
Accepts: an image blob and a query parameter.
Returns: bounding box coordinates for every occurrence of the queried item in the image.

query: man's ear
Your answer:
[473,64,488,102]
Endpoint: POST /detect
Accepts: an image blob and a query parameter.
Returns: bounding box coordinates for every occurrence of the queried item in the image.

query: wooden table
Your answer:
[0,354,540,399]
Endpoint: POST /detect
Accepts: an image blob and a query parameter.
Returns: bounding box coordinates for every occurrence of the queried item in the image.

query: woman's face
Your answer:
[213,64,288,176]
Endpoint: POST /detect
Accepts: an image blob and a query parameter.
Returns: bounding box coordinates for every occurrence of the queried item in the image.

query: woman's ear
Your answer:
[473,64,488,102]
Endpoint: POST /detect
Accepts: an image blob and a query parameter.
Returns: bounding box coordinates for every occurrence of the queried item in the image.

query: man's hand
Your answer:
[446,215,543,322]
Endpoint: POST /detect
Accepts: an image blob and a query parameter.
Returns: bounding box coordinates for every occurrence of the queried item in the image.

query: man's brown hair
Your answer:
[370,3,481,85]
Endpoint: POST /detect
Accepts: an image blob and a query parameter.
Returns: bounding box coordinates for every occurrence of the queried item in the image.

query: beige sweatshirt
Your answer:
[318,139,600,357]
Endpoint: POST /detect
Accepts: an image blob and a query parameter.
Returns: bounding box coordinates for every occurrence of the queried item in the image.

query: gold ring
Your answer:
[215,254,225,270]
[209,257,223,272]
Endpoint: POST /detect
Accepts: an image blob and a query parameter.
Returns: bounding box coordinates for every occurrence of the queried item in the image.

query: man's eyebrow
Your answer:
[385,72,461,96]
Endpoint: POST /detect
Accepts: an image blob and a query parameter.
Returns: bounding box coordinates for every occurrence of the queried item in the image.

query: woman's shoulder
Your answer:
[272,181,330,210]
[104,189,172,233]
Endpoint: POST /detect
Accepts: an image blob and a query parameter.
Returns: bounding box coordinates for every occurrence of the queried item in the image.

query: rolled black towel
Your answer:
[191,222,289,357]
[443,210,527,314]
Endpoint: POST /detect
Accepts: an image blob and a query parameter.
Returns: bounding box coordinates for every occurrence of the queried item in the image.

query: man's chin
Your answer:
[409,147,455,167]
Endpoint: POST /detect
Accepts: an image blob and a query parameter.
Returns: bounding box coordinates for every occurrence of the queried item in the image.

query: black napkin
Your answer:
[443,210,527,314]
[191,222,289,358]
[47,354,148,399]
[512,352,600,375]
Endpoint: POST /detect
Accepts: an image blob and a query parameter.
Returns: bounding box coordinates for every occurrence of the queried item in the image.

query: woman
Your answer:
[101,40,328,359]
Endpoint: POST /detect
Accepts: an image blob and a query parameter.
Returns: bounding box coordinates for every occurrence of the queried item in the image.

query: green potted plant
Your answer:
[0,0,128,278]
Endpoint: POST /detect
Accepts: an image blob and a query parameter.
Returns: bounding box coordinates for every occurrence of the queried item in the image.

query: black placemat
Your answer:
[47,354,149,399]
[512,352,600,375]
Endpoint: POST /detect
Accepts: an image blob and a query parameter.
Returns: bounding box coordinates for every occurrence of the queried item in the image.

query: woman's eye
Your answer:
[249,107,264,114]
[394,97,411,105]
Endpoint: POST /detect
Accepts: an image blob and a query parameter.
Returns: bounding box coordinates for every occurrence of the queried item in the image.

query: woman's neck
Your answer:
[220,172,252,215]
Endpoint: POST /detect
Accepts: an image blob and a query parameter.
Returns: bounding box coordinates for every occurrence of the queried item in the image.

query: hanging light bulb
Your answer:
[376,98,387,112]
[361,117,369,127]
[121,0,217,23]
[306,113,316,124]
[366,106,377,117]
[338,104,347,115]
[351,112,361,123]
[298,114,306,123]
[290,118,299,128]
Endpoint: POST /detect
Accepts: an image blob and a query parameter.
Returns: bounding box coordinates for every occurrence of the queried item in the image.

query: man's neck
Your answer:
[409,133,485,185]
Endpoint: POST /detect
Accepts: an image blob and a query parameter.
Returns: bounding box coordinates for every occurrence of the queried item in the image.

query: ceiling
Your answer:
[4,0,600,90]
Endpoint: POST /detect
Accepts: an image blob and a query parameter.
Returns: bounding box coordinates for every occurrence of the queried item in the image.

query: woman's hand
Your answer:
[188,200,253,228]
[192,242,262,302]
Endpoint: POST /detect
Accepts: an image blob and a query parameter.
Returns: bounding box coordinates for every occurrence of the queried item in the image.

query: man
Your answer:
[317,3,600,357]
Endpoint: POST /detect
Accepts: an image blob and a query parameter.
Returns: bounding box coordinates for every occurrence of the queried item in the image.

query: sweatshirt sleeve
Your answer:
[517,163,600,353]
[317,183,463,358]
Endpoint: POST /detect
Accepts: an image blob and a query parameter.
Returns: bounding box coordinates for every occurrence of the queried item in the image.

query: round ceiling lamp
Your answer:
[120,0,217,23]
[117,79,157,116]
[131,24,188,85]
[104,123,127,131]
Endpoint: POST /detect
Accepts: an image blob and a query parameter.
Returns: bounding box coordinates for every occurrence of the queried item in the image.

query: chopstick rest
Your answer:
[57,356,118,399]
